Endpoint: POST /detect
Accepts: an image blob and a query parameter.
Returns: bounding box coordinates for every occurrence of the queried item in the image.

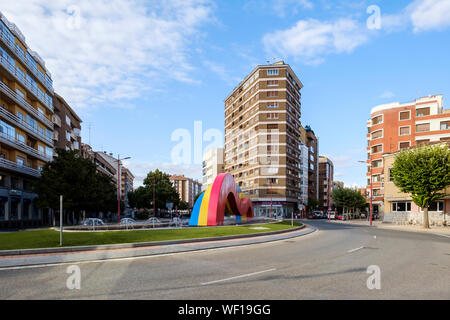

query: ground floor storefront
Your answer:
[252,200,298,218]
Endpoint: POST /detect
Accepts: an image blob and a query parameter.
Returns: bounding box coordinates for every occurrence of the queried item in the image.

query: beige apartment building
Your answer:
[318,156,334,210]
[0,12,55,228]
[366,94,450,216]
[170,174,202,208]
[224,61,305,218]
[202,147,224,191]
[382,148,450,225]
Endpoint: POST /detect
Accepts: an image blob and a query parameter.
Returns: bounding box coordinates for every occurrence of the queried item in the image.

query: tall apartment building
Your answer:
[305,125,319,202]
[170,174,202,208]
[52,93,81,154]
[366,94,450,215]
[318,156,334,210]
[202,147,224,191]
[224,61,305,218]
[0,13,55,228]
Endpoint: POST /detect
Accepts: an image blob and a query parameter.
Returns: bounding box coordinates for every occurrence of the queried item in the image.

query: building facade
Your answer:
[366,95,450,216]
[224,61,304,218]
[121,166,134,207]
[0,12,55,228]
[382,149,450,225]
[52,93,81,154]
[202,147,224,191]
[318,156,334,210]
[305,125,319,202]
[80,144,117,182]
[170,174,202,208]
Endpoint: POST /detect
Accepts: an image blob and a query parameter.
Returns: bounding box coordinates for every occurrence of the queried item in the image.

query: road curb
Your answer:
[0,224,305,257]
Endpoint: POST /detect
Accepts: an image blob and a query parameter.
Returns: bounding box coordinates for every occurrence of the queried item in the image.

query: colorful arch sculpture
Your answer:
[189,173,254,226]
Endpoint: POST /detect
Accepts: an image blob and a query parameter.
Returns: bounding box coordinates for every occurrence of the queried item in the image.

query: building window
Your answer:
[267,69,279,76]
[372,175,381,183]
[267,91,279,97]
[389,168,394,182]
[0,175,7,188]
[27,116,37,130]
[399,126,410,136]
[17,111,25,123]
[66,115,71,126]
[416,139,430,146]
[17,133,25,144]
[372,159,382,168]
[427,201,444,212]
[371,144,383,154]
[267,80,278,87]
[440,121,450,130]
[372,115,383,125]
[17,156,25,166]
[399,111,410,120]
[38,145,45,154]
[416,107,430,117]
[371,130,383,139]
[399,141,410,150]
[267,103,279,109]
[392,202,411,212]
[416,123,430,133]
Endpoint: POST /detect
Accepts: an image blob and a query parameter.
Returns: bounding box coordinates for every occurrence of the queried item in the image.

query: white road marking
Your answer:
[201,268,276,286]
[347,246,364,253]
[436,234,450,238]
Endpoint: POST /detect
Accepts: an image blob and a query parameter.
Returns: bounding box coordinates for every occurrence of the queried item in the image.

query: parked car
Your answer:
[312,211,323,219]
[120,218,136,225]
[328,211,337,219]
[80,218,105,226]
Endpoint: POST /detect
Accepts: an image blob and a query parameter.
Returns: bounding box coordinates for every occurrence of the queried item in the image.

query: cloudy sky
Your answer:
[2,0,450,188]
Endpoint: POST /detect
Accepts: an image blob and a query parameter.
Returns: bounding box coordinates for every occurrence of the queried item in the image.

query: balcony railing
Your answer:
[0,157,41,178]
[0,80,53,129]
[0,27,54,93]
[0,104,53,146]
[0,130,51,162]
[0,54,53,112]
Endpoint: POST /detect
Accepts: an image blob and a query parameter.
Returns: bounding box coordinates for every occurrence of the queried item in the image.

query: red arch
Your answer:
[207,173,254,226]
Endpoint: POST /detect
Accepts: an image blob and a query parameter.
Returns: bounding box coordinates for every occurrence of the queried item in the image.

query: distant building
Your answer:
[121,166,134,207]
[80,144,117,182]
[52,93,81,154]
[305,126,319,202]
[170,174,202,208]
[202,148,224,191]
[318,156,334,209]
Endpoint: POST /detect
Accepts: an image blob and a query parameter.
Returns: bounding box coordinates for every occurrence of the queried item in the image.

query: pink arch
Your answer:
[207,173,254,226]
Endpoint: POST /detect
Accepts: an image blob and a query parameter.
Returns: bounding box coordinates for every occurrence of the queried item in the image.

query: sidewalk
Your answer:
[0,224,317,268]
[329,219,450,236]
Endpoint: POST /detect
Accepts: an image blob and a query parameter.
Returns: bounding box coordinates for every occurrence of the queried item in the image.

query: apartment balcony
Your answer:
[0,80,54,129]
[52,114,61,127]
[0,157,41,178]
[0,27,54,93]
[0,130,51,162]
[0,104,53,146]
[0,54,53,112]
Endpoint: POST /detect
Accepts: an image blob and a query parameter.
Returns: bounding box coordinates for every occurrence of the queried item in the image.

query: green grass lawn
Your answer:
[0,221,302,251]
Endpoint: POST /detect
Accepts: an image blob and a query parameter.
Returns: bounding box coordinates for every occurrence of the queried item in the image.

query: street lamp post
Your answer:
[270,180,273,219]
[116,155,131,224]
[328,171,331,222]
[358,160,373,226]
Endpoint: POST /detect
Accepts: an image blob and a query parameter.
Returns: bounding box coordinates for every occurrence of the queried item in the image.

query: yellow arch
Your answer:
[198,186,212,226]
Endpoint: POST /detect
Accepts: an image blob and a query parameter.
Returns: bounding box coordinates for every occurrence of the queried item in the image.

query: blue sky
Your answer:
[3,0,450,187]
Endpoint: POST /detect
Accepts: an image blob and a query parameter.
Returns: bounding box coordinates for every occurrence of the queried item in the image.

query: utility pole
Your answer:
[328,166,331,222]
[153,176,156,217]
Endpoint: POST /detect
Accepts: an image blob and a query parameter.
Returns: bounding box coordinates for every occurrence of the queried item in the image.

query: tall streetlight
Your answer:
[328,167,331,222]
[358,160,373,226]
[116,155,131,224]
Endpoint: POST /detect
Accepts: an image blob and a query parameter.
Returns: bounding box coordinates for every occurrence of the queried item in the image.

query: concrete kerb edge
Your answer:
[0,224,306,257]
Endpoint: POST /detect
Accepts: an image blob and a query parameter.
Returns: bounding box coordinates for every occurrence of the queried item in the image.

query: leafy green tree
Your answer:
[307,197,319,211]
[391,144,450,228]
[128,169,181,211]
[178,200,189,210]
[331,187,367,215]
[33,149,117,222]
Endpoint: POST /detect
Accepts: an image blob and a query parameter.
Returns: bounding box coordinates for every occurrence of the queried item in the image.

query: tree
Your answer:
[128,169,181,210]
[33,149,117,222]
[391,144,450,228]
[178,200,189,210]
[331,187,367,215]
[307,197,319,211]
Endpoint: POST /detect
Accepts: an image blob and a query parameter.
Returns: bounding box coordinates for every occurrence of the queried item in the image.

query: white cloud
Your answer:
[263,18,368,65]
[409,0,450,32]
[273,0,314,17]
[1,0,213,109]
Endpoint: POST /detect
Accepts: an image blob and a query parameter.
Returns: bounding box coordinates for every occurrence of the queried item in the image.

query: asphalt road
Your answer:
[0,220,449,300]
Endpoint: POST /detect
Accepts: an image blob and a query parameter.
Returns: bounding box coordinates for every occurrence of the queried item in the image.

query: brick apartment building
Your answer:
[52,93,81,154]
[366,94,450,216]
